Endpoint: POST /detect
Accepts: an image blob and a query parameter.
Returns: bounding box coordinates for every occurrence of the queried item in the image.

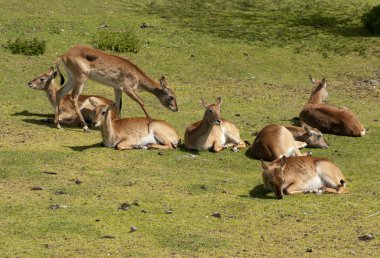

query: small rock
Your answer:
[211,212,222,218]
[74,179,82,185]
[358,234,374,241]
[95,219,100,222]
[141,209,147,213]
[158,151,164,156]
[43,171,57,175]
[190,54,195,58]
[101,235,115,239]
[130,226,137,232]
[140,22,149,29]
[200,185,208,190]
[55,191,66,195]
[31,186,43,191]
[306,248,313,253]
[222,189,227,193]
[165,209,173,214]
[49,204,68,210]
[374,119,379,122]
[44,244,53,249]
[118,203,131,211]
[235,113,241,116]
[132,200,140,206]
[231,146,238,152]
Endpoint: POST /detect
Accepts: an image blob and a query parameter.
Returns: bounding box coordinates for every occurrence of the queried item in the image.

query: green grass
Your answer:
[0,0,379,256]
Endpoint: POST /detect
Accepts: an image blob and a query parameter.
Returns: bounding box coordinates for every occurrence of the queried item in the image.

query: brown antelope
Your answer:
[261,156,348,199]
[299,76,365,137]
[285,122,329,148]
[27,67,113,127]
[184,97,246,152]
[89,98,180,150]
[55,45,178,131]
[248,124,311,161]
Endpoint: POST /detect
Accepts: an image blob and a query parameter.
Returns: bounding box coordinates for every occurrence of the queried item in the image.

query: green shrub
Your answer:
[362,5,380,34]
[4,37,46,55]
[92,29,140,53]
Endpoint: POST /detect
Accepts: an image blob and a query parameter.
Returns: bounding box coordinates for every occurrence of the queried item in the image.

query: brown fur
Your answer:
[299,76,365,137]
[261,156,348,199]
[184,97,246,152]
[55,45,178,130]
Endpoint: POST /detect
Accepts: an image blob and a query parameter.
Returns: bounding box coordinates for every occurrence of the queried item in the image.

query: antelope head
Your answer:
[201,97,222,126]
[309,76,329,104]
[28,67,57,90]
[158,76,178,112]
[89,98,116,127]
[261,156,287,199]
[302,122,329,148]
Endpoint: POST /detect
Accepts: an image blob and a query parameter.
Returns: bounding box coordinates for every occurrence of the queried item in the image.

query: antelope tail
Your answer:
[55,57,65,86]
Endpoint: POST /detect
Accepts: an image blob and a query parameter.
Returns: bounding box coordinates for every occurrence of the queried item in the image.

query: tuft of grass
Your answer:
[4,37,46,56]
[362,4,380,34]
[92,29,140,53]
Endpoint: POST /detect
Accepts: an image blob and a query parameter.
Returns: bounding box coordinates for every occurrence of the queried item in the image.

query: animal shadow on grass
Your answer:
[13,110,53,118]
[22,118,57,128]
[248,184,274,199]
[65,142,103,152]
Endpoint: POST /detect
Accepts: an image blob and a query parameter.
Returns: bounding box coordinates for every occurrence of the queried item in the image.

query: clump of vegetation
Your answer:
[92,29,140,53]
[362,5,380,34]
[4,37,46,55]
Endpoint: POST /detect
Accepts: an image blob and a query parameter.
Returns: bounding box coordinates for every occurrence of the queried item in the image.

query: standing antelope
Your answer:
[299,76,365,137]
[27,67,113,126]
[89,98,180,150]
[184,97,246,152]
[285,122,329,148]
[248,124,311,161]
[55,45,178,130]
[261,156,348,199]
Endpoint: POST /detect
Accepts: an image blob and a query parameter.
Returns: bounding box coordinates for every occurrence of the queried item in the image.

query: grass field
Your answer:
[0,0,379,256]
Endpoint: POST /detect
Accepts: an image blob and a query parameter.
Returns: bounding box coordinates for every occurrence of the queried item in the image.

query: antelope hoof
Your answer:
[56,123,62,129]
[83,125,90,132]
[231,146,238,153]
[316,188,325,195]
[307,151,312,156]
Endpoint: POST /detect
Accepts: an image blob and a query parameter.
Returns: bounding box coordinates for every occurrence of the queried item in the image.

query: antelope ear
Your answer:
[88,97,99,107]
[261,159,268,170]
[302,123,313,134]
[160,76,168,90]
[280,156,287,168]
[321,78,327,88]
[201,98,208,108]
[52,71,58,79]
[309,75,316,84]
[216,97,222,106]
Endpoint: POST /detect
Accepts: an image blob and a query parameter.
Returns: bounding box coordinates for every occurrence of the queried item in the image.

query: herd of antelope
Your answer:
[27,45,366,199]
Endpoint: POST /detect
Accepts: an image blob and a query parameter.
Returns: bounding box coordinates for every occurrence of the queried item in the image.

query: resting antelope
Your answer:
[55,45,178,130]
[184,97,246,152]
[89,98,180,150]
[248,124,311,161]
[299,76,365,137]
[27,67,113,126]
[285,122,329,148]
[261,156,348,199]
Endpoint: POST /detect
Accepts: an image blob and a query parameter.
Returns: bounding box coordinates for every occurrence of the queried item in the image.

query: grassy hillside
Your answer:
[0,0,379,256]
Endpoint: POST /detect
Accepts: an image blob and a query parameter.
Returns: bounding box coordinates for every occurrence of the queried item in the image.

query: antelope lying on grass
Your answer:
[299,76,365,137]
[261,156,348,199]
[55,45,178,130]
[89,98,180,150]
[285,122,329,148]
[184,97,246,152]
[27,67,113,126]
[248,124,311,161]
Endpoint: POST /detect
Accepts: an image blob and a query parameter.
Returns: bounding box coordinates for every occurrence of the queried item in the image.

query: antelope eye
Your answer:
[317,135,321,139]
[40,78,45,82]
[101,111,106,115]
[169,96,174,101]
[208,109,213,113]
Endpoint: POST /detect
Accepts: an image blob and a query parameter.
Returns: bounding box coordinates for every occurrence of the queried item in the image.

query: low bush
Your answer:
[92,29,140,53]
[362,5,380,34]
[4,37,46,56]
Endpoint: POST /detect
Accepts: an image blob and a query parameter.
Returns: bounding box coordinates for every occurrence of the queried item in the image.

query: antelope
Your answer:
[27,67,113,126]
[285,122,329,148]
[261,156,348,199]
[184,97,246,152]
[89,98,180,150]
[55,45,178,130]
[299,76,366,137]
[248,124,311,161]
